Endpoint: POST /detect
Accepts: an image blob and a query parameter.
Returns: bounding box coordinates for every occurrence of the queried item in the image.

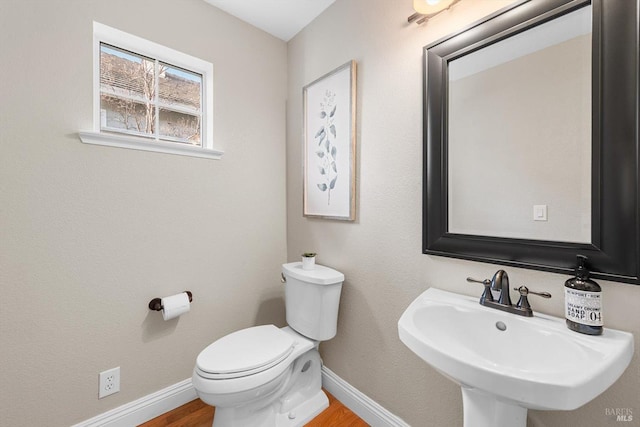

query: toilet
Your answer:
[192,262,344,427]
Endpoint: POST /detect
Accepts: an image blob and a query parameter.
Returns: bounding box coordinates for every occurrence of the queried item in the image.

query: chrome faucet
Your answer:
[490,269,512,306]
[467,270,551,317]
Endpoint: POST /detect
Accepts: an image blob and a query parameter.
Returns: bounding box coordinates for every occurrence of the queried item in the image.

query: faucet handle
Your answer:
[513,286,551,299]
[466,277,490,285]
[467,277,494,303]
[513,286,551,316]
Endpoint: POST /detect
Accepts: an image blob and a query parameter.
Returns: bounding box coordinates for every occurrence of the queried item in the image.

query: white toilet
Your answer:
[192,262,344,427]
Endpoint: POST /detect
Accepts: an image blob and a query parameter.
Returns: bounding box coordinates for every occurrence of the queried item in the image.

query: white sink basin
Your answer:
[398,288,634,427]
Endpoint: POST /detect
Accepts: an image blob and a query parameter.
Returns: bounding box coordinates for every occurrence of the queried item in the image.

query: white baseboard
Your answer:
[321,366,410,427]
[71,378,196,427]
[73,367,407,427]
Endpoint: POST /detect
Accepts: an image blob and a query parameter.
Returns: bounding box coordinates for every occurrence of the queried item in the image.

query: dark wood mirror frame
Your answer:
[423,0,639,284]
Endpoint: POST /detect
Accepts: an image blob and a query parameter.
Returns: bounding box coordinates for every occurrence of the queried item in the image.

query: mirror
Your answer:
[423,0,639,284]
[448,6,591,243]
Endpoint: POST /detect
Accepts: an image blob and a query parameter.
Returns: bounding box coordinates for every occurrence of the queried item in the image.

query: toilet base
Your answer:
[275,389,328,427]
[211,349,328,427]
[212,390,328,427]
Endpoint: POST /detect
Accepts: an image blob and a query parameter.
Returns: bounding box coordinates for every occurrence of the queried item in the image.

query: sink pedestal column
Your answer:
[461,387,527,427]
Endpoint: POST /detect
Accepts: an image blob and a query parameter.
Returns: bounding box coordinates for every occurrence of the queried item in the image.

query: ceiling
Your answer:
[203,0,337,42]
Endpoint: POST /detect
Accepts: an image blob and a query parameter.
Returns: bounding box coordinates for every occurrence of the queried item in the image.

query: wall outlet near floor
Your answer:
[99,367,120,399]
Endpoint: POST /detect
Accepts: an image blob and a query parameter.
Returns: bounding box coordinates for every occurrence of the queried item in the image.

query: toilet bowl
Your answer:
[192,262,344,427]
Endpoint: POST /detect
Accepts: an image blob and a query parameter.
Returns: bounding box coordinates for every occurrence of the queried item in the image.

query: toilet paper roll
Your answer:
[161,292,191,321]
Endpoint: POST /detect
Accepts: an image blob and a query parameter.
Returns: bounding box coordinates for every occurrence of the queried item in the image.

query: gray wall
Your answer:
[286,1,640,426]
[0,0,287,425]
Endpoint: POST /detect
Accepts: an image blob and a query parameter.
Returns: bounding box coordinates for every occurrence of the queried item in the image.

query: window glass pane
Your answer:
[100,95,155,136]
[98,38,206,147]
[100,44,155,102]
[159,63,202,113]
[159,109,201,145]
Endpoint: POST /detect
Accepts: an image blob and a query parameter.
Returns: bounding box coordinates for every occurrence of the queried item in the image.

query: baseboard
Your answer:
[321,366,410,427]
[73,367,406,427]
[71,378,196,427]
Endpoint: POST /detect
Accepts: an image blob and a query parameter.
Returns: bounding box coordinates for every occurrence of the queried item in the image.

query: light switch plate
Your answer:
[533,205,548,221]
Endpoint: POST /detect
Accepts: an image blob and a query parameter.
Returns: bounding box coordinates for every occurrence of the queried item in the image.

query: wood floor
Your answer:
[139,390,368,427]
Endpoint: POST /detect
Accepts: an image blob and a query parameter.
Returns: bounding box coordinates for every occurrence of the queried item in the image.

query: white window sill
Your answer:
[78,131,224,160]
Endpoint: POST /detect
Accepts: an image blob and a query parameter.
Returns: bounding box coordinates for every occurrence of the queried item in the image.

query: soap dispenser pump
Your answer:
[564,255,603,335]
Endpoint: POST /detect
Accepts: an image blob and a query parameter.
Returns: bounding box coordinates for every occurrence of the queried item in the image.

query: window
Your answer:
[80,22,222,159]
[99,44,203,144]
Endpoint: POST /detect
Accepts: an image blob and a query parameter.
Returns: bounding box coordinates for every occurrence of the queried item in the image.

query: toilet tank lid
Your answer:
[282,262,344,285]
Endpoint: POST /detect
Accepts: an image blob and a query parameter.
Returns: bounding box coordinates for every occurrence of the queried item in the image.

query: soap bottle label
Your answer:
[564,288,603,326]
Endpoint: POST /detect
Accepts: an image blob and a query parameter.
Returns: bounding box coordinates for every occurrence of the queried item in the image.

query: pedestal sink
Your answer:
[398,288,634,427]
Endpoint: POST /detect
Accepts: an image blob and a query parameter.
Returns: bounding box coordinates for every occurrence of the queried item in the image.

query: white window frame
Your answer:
[79,22,223,160]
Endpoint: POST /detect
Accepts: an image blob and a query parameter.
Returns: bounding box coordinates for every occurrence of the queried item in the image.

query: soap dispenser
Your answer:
[564,255,603,335]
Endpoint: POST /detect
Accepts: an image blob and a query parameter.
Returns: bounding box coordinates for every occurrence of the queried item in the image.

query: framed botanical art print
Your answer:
[303,60,357,220]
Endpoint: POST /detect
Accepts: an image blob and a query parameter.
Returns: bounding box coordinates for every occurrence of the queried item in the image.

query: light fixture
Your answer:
[408,0,460,25]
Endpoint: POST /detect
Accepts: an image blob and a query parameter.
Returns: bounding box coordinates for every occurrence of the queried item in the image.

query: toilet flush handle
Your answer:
[281,273,286,283]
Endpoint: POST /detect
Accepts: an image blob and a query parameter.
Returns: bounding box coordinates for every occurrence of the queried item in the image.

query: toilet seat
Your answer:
[196,325,295,380]
[193,326,316,396]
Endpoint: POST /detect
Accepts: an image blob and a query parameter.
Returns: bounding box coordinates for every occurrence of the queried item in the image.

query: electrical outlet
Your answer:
[99,367,120,399]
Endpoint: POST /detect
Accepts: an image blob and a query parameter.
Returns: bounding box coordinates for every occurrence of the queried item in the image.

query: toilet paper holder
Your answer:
[148,291,193,311]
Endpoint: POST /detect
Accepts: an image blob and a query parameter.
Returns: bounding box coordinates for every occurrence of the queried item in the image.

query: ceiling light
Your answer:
[409,0,460,24]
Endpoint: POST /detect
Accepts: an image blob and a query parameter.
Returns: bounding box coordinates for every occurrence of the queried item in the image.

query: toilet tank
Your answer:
[282,262,344,341]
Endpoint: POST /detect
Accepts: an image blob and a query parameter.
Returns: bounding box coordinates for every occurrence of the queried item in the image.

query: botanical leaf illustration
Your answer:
[314,89,339,205]
[329,176,337,190]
